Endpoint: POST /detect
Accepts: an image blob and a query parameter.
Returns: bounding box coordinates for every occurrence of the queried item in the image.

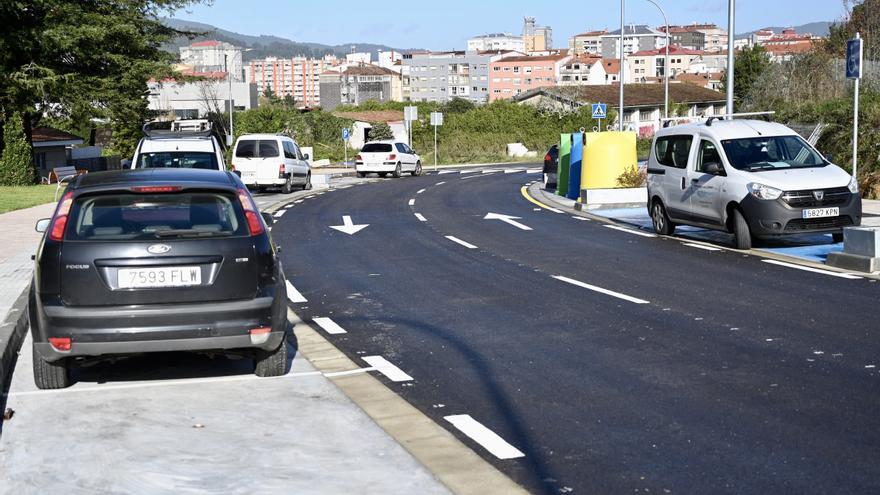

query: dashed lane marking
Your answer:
[553,275,650,304]
[504,169,523,174]
[603,224,657,238]
[274,210,286,218]
[408,198,416,206]
[444,414,525,460]
[445,236,478,249]
[683,242,722,251]
[436,181,446,185]
[571,216,590,221]
[438,170,457,175]
[525,168,541,174]
[285,280,308,303]
[414,213,427,222]
[417,188,426,194]
[761,259,861,280]
[313,317,348,334]
[362,356,413,382]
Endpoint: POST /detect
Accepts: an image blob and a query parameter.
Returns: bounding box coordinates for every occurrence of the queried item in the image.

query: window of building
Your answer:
[503,67,511,72]
[493,66,501,71]
[513,66,520,73]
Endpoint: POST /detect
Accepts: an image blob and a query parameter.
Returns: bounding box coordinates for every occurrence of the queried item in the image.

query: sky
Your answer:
[170,0,849,50]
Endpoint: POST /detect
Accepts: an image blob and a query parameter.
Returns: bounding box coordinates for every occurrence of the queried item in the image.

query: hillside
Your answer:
[161,18,419,61]
[737,21,833,38]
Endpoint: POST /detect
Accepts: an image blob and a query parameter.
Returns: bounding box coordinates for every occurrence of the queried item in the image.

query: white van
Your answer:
[132,122,226,171]
[646,119,861,249]
[232,134,311,193]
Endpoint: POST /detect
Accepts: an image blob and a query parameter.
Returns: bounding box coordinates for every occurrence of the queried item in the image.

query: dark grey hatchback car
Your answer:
[29,168,289,389]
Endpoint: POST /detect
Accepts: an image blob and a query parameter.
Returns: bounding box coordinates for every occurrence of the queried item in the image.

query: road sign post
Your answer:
[847,34,863,180]
[592,103,607,132]
[342,127,350,167]
[404,106,418,148]
[430,112,443,170]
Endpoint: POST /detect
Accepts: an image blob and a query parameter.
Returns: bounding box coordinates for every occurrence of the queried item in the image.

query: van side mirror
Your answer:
[704,162,724,176]
[824,153,834,164]
[303,153,310,160]
[35,218,51,233]
[261,212,275,226]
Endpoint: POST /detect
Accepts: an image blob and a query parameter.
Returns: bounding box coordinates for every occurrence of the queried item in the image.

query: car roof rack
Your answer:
[660,111,776,128]
[142,121,214,139]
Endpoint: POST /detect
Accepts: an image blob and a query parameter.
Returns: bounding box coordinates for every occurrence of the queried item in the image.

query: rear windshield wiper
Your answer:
[152,229,230,238]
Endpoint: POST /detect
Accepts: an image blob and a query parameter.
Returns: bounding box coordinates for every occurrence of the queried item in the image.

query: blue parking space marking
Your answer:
[759,237,843,264]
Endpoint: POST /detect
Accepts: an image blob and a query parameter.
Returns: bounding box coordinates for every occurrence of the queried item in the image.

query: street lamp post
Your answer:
[224,54,234,146]
[645,0,670,120]
[726,0,736,118]
[619,0,625,131]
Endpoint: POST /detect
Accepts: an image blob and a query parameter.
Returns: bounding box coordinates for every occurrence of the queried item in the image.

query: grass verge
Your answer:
[0,185,59,214]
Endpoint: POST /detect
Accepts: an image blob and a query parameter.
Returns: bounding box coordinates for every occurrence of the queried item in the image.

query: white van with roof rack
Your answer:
[231,134,311,194]
[646,115,862,249]
[131,120,227,171]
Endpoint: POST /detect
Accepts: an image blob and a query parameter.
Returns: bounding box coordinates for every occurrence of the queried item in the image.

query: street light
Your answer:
[619,0,625,131]
[644,0,670,120]
[726,0,735,118]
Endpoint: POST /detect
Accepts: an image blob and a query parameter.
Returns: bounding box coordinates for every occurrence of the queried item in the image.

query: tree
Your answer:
[721,45,771,106]
[0,112,36,186]
[442,97,475,114]
[368,121,394,140]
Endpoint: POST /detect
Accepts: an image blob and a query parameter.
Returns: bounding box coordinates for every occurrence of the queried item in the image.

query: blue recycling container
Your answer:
[567,132,583,200]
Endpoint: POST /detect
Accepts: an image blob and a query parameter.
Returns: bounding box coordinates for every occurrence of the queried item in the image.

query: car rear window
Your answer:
[136,152,219,170]
[235,140,280,158]
[66,192,247,241]
[361,143,393,153]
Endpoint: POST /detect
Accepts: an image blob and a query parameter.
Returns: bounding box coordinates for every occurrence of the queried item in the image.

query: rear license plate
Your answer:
[242,171,256,179]
[118,266,202,289]
[802,207,839,219]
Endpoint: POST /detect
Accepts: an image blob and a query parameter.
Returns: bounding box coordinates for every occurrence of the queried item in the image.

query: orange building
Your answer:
[488,54,570,101]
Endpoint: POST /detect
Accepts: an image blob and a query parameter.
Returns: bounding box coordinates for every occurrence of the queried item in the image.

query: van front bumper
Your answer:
[740,193,862,237]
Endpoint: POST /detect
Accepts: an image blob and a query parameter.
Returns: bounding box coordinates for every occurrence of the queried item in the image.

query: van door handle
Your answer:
[680,177,686,190]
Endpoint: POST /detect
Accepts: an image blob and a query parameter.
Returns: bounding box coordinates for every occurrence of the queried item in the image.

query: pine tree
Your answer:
[368,121,394,141]
[0,113,36,186]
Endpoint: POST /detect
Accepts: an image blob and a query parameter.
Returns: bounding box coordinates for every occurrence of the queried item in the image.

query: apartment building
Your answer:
[568,30,608,55]
[403,51,519,104]
[467,33,525,53]
[558,55,605,85]
[179,40,244,82]
[146,78,259,119]
[658,27,706,51]
[245,55,339,107]
[318,64,399,111]
[687,24,728,52]
[488,54,571,101]
[600,25,667,58]
[628,46,703,82]
[523,17,553,53]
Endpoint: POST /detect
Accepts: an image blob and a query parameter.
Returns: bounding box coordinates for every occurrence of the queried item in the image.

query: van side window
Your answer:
[282,141,295,159]
[697,140,723,173]
[655,136,693,169]
[293,144,304,160]
[395,143,407,153]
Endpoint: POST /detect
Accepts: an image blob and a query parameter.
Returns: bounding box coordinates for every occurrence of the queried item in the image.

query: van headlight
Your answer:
[747,183,783,200]
[848,176,859,194]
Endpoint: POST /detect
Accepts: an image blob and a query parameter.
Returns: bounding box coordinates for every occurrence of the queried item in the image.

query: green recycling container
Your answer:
[557,133,571,196]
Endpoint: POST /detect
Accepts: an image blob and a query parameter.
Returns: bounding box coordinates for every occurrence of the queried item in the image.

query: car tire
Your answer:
[32,345,71,389]
[357,172,366,178]
[379,172,387,178]
[411,162,422,177]
[832,232,844,243]
[732,208,752,250]
[281,174,294,194]
[392,163,402,178]
[651,200,675,236]
[254,337,288,377]
[302,172,312,191]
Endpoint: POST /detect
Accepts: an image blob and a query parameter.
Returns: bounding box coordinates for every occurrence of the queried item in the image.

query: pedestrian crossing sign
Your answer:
[592,103,607,119]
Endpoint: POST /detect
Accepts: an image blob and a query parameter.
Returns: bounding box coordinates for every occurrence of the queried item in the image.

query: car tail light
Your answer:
[132,186,183,193]
[249,327,272,345]
[386,154,397,161]
[279,164,285,175]
[231,164,236,171]
[48,191,74,242]
[544,153,551,162]
[49,337,72,352]
[237,187,265,236]
[355,154,362,161]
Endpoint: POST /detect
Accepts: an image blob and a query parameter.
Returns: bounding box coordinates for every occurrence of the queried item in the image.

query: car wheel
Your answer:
[732,208,752,250]
[832,232,844,243]
[651,200,675,236]
[411,162,422,177]
[281,174,294,194]
[302,172,312,191]
[392,163,402,178]
[32,345,71,389]
[254,337,288,377]
[357,172,366,178]
[379,172,387,178]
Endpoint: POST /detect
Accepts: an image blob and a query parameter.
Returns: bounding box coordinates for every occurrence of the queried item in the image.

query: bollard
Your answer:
[557,133,571,197]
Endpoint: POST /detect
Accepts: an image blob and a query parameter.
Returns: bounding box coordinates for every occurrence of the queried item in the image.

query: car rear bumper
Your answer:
[243,178,286,187]
[740,193,862,237]
[30,292,287,362]
[356,163,397,173]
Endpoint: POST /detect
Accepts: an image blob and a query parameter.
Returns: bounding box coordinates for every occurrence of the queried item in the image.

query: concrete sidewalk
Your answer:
[0,203,56,321]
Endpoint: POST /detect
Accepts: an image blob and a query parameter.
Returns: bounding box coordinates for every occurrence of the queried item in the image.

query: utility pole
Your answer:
[726,0,735,118]
[619,0,625,131]
[224,53,234,146]
[645,0,670,119]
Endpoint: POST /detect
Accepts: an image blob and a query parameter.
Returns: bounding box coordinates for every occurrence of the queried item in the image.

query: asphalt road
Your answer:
[273,167,880,495]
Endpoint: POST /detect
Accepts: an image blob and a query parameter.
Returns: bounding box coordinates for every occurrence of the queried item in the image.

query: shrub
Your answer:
[0,113,37,186]
[367,121,394,140]
[616,164,646,188]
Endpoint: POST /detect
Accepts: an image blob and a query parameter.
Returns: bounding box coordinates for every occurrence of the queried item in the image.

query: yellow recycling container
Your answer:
[581,131,638,191]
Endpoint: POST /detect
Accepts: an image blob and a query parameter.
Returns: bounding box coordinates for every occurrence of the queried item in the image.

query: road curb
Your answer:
[0,286,30,395]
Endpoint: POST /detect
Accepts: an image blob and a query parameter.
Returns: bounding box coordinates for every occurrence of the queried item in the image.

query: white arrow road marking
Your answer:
[329,215,369,235]
[603,224,656,238]
[484,212,533,231]
[274,210,286,218]
[444,415,525,460]
[414,213,427,222]
[761,259,861,279]
[285,280,307,303]
[553,275,650,304]
[362,356,413,382]
[445,236,478,249]
[313,317,347,334]
[408,198,416,206]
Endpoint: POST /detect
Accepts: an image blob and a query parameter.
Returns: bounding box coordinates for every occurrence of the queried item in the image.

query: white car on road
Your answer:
[356,141,422,178]
[232,134,312,193]
[132,121,226,171]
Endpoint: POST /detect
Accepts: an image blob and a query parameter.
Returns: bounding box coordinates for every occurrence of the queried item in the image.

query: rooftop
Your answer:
[32,127,84,144]
[632,45,704,57]
[493,54,569,63]
[513,84,727,107]
[333,110,404,123]
[603,25,663,37]
[342,64,398,76]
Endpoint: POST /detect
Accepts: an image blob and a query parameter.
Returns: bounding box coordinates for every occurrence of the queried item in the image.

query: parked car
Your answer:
[131,120,226,171]
[232,133,312,193]
[543,144,559,189]
[646,119,862,249]
[29,168,289,389]
[355,141,421,178]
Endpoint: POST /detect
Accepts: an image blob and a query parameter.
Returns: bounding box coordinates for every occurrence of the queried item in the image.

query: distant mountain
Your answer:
[161,18,419,61]
[736,21,834,39]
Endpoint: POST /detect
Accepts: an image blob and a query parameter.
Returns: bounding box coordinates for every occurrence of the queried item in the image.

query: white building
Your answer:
[378,50,403,71]
[600,25,667,59]
[467,33,526,53]
[146,78,258,119]
[245,55,340,107]
[179,41,244,82]
[568,30,608,55]
[346,52,372,65]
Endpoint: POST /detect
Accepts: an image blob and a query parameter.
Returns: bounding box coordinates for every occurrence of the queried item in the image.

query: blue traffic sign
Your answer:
[847,38,863,79]
[592,103,607,119]
[342,128,350,140]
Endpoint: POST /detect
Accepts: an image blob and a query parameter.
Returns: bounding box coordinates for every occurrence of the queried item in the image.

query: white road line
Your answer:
[445,236,478,249]
[436,181,446,185]
[603,224,656,238]
[284,204,293,209]
[315,192,325,195]
[414,213,427,222]
[438,170,457,175]
[553,275,650,304]
[504,169,523,174]
[461,174,486,180]
[482,169,500,174]
[408,198,416,206]
[546,207,565,214]
[362,356,413,382]
[571,216,591,221]
[761,259,862,280]
[525,168,542,174]
[294,200,303,204]
[417,188,426,194]
[285,280,308,303]
[444,415,525,460]
[683,242,722,251]
[313,317,348,334]
[459,170,478,174]
[274,210,286,218]
[336,185,352,189]
[323,367,375,378]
